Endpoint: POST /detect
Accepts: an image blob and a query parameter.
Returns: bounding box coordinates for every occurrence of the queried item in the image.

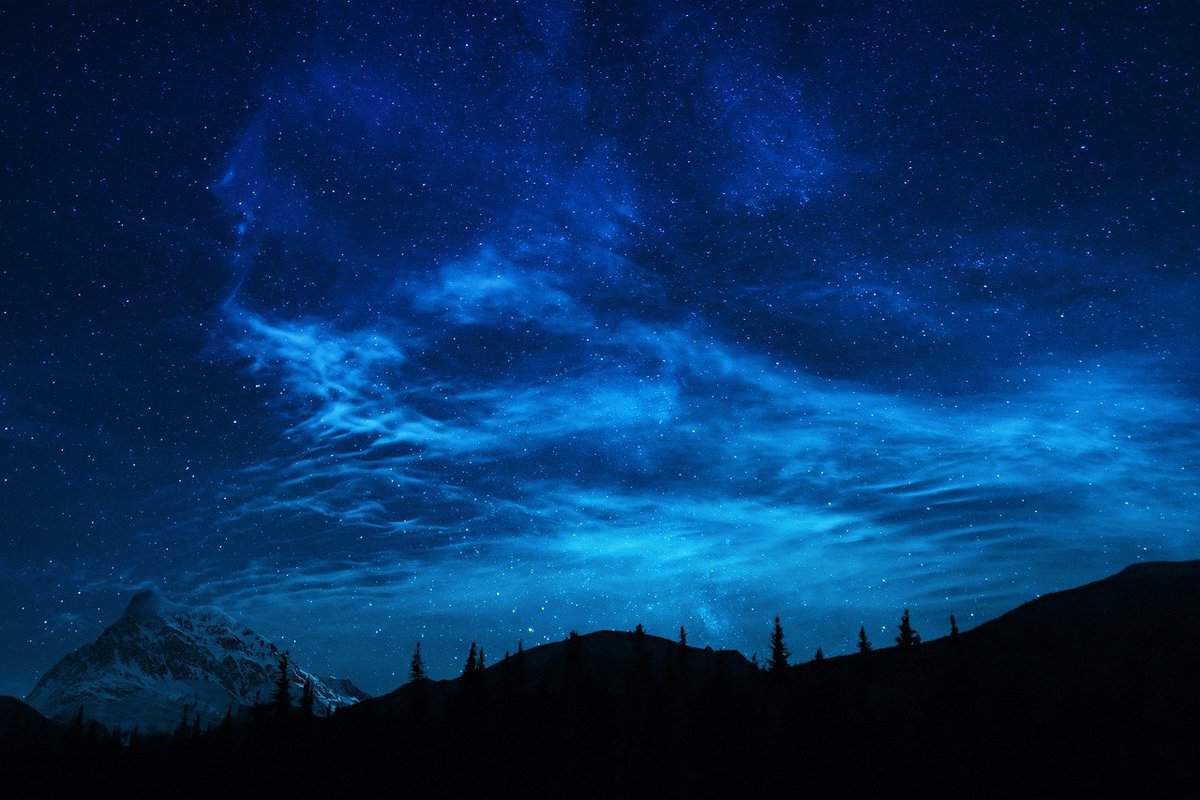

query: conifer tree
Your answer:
[175,705,191,739]
[273,652,292,715]
[478,647,487,670]
[814,647,824,663]
[678,626,687,648]
[300,676,315,717]
[514,639,526,686]
[71,706,85,735]
[463,642,478,677]
[949,613,960,640]
[633,623,645,640]
[565,630,583,680]
[767,616,790,672]
[857,625,873,655]
[410,641,427,682]
[896,609,921,649]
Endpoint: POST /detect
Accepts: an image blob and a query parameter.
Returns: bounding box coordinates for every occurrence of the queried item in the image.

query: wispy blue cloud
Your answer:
[109,2,1200,687]
[202,285,1199,685]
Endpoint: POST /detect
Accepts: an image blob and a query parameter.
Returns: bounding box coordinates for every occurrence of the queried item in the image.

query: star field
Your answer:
[1,1,1198,695]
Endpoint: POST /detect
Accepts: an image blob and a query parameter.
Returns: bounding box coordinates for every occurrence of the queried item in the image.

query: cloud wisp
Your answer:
[171,3,1200,684]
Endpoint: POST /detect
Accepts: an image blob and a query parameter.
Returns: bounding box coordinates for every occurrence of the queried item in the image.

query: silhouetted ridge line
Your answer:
[4,561,1198,797]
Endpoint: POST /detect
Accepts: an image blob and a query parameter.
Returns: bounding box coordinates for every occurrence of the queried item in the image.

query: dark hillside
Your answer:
[3,563,1198,798]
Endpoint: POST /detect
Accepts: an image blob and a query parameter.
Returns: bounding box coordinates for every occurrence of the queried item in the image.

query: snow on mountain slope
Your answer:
[26,589,366,732]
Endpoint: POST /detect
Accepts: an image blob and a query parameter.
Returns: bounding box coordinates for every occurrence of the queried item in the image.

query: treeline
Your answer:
[7,606,1197,799]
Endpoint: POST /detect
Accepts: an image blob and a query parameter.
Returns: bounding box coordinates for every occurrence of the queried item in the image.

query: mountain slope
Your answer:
[26,589,366,732]
[346,629,754,720]
[969,559,1200,646]
[4,562,1199,797]
[0,695,57,741]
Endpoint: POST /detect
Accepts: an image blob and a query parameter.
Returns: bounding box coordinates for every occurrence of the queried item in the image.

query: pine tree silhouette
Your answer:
[767,616,790,672]
[565,630,583,680]
[478,647,487,670]
[410,642,430,723]
[463,642,478,677]
[896,609,921,649]
[299,676,315,717]
[814,647,824,663]
[273,652,291,716]
[678,625,687,647]
[858,625,873,654]
[410,641,427,682]
[633,623,645,640]
[71,706,85,735]
[514,639,526,686]
[175,704,191,739]
[949,613,960,640]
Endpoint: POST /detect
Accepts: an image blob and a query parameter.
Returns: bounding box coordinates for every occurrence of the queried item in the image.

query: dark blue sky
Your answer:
[2,1,1197,695]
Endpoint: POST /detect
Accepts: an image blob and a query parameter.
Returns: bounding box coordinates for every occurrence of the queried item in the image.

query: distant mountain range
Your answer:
[3,561,1197,796]
[25,588,366,732]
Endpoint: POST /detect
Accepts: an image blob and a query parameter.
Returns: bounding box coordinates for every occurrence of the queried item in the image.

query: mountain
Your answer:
[6,562,1198,797]
[968,559,1200,648]
[25,589,366,733]
[347,628,755,720]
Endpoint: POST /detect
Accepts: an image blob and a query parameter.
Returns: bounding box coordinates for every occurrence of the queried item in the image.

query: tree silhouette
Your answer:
[299,676,315,718]
[678,626,687,647]
[463,642,478,677]
[478,647,487,670]
[949,613,960,640]
[272,652,291,715]
[814,647,824,663]
[858,625,873,655]
[514,639,526,687]
[409,642,430,723]
[565,630,583,673]
[410,641,427,682]
[633,623,645,641]
[896,609,921,649]
[175,704,191,739]
[71,706,85,735]
[767,616,789,672]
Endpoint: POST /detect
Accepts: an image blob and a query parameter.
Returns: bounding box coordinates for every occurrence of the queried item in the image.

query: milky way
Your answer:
[2,2,1198,694]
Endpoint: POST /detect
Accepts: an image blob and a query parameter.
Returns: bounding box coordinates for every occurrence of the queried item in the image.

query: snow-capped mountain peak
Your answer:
[26,589,366,732]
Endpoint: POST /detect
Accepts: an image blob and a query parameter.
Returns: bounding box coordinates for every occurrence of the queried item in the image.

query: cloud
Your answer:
[158,4,1200,685]
[412,248,588,332]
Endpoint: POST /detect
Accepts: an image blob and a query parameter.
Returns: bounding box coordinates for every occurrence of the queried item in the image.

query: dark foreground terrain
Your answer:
[3,561,1198,798]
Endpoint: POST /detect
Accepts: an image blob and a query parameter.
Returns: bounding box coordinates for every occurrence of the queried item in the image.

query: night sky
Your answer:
[2,1,1198,696]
